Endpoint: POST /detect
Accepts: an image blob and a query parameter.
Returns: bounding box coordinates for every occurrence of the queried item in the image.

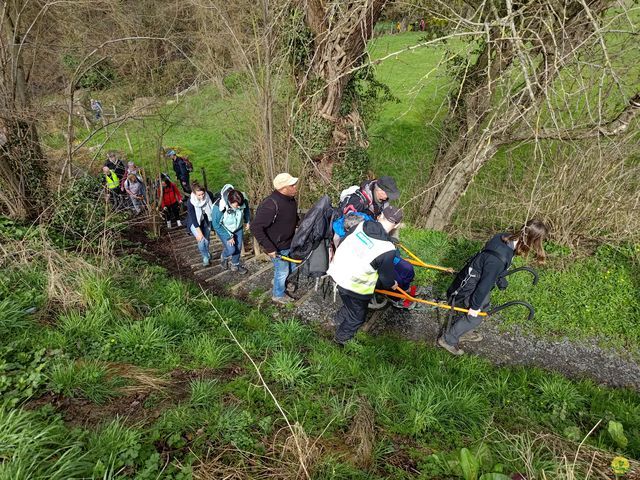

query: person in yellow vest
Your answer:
[102,166,120,208]
[327,206,402,345]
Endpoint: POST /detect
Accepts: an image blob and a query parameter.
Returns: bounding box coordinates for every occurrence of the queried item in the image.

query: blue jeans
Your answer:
[271,248,296,298]
[218,229,244,266]
[190,223,211,262]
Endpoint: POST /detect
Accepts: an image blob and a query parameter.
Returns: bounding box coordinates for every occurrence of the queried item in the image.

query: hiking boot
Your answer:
[177,220,182,227]
[220,255,229,270]
[230,264,248,275]
[460,330,483,342]
[272,296,294,305]
[166,221,172,229]
[437,336,464,356]
[203,257,210,267]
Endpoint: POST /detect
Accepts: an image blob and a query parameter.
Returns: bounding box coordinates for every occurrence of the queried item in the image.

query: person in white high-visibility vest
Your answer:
[327,206,403,345]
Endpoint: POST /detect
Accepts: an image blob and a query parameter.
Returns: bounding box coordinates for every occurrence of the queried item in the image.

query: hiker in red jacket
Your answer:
[160,175,183,228]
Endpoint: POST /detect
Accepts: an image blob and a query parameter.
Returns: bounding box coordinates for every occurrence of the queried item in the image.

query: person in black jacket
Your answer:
[167,150,191,194]
[327,206,403,345]
[250,173,299,304]
[438,219,548,356]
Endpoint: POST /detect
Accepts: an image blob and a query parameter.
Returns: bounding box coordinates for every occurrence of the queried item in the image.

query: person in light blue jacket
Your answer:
[212,184,251,274]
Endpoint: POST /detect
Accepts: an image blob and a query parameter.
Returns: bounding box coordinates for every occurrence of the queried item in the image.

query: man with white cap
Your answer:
[251,173,299,304]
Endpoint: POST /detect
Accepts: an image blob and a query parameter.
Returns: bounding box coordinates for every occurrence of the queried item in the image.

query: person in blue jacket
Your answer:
[212,184,251,274]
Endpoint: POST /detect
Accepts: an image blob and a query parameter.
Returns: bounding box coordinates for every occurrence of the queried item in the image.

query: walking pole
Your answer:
[397,243,455,273]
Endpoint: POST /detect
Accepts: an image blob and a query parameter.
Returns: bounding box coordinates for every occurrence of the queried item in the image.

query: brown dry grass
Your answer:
[346,398,376,469]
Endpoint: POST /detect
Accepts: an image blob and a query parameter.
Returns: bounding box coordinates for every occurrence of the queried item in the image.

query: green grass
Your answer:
[2,231,640,478]
[399,226,640,352]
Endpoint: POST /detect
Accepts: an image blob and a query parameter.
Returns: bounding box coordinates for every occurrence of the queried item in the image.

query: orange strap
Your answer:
[374,286,488,317]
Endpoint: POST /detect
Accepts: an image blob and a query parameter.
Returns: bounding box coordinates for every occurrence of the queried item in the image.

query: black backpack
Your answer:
[446,248,511,302]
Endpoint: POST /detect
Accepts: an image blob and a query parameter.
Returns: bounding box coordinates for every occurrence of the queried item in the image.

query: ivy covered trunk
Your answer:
[301,0,388,181]
[0,1,49,221]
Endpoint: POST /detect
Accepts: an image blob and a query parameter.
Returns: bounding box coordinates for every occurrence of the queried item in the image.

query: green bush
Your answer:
[48,359,122,403]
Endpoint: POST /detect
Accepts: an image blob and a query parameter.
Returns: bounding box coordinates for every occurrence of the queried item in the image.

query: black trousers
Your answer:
[334,287,371,344]
[165,202,180,222]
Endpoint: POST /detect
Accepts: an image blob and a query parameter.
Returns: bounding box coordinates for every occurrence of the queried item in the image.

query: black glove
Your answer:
[496,276,509,290]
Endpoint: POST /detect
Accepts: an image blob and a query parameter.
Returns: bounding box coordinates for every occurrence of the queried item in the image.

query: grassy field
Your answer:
[1,221,639,478]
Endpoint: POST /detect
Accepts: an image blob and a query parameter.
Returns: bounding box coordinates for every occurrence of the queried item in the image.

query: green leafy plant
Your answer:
[0,347,50,407]
[608,421,628,449]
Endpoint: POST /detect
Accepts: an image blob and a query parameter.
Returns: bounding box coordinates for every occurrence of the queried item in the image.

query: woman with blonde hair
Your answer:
[437,219,548,356]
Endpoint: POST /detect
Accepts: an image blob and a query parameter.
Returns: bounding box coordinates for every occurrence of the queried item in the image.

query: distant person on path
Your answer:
[186,183,214,266]
[212,184,251,275]
[102,166,120,207]
[251,173,299,304]
[90,99,103,121]
[104,151,125,179]
[420,18,425,31]
[438,219,549,356]
[160,175,183,229]
[327,206,402,345]
[167,150,192,194]
[124,174,146,215]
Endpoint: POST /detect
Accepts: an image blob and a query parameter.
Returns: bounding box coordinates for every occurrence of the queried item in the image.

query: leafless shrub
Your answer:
[346,397,376,469]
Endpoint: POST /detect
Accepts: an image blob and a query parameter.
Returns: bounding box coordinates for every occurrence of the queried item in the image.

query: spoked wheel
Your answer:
[368,293,389,310]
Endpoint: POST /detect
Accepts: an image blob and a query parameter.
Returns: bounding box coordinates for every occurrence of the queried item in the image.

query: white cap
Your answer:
[273,173,298,190]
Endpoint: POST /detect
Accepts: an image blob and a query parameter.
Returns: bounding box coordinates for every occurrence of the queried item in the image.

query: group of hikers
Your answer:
[101,154,549,356]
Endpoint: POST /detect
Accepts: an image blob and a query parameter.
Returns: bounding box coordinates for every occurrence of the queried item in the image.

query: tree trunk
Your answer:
[0,1,49,221]
[302,0,387,179]
[423,139,500,230]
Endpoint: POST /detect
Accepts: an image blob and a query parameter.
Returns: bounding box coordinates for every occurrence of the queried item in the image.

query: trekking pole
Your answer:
[374,287,489,316]
[397,243,455,273]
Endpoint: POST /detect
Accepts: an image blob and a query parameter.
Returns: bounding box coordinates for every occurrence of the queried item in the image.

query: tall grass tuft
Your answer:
[267,350,311,388]
[189,379,220,407]
[185,335,235,369]
[269,318,312,349]
[151,305,200,338]
[48,359,121,403]
[86,418,143,477]
[0,407,92,479]
[111,318,174,365]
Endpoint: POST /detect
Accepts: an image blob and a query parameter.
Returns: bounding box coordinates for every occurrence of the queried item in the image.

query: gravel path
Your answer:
[144,228,640,391]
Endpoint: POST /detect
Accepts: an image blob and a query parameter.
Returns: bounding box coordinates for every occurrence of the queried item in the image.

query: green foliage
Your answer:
[110,319,175,366]
[48,359,122,403]
[86,418,143,476]
[185,334,235,369]
[267,349,310,388]
[0,407,92,479]
[49,175,117,247]
[608,420,628,449]
[340,65,398,123]
[189,379,220,407]
[332,144,371,190]
[62,54,116,89]
[0,347,50,407]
